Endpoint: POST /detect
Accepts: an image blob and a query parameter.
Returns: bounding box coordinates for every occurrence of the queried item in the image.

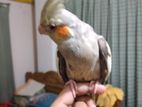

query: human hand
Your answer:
[65,80,106,96]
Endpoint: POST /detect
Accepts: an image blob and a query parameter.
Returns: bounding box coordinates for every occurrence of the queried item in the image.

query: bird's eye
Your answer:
[49,25,56,30]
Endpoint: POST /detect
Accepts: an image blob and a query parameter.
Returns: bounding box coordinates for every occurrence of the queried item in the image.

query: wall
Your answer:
[35,0,57,72]
[0,0,58,88]
[0,0,35,88]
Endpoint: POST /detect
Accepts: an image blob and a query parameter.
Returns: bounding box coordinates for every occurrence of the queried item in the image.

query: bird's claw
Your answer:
[89,81,106,94]
[65,80,77,98]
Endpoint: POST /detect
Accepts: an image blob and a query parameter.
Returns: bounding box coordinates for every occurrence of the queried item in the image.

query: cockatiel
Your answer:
[39,0,112,85]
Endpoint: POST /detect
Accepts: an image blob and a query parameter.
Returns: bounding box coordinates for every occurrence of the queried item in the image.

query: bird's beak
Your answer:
[38,24,47,34]
[38,24,71,39]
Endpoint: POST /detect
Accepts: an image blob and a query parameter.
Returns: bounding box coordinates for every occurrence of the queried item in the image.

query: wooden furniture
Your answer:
[25,71,64,94]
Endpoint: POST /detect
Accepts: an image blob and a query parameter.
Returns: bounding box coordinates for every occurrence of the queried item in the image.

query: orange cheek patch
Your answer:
[56,26,70,38]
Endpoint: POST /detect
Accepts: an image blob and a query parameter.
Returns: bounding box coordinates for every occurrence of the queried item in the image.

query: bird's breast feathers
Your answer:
[58,34,100,81]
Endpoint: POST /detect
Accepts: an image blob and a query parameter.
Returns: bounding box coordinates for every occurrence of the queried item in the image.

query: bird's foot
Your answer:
[65,80,77,98]
[89,81,106,94]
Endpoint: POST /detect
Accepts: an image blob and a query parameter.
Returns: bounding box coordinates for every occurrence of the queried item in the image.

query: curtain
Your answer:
[65,0,142,107]
[0,3,15,103]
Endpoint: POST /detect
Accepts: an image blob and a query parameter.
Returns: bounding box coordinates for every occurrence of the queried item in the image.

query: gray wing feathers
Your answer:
[98,36,111,83]
[57,51,69,83]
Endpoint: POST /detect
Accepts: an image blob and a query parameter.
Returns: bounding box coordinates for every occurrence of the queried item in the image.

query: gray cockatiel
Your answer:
[39,0,112,85]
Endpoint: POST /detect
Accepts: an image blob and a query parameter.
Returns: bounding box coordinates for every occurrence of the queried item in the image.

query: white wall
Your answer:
[0,0,57,88]
[0,0,35,88]
[35,0,57,72]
